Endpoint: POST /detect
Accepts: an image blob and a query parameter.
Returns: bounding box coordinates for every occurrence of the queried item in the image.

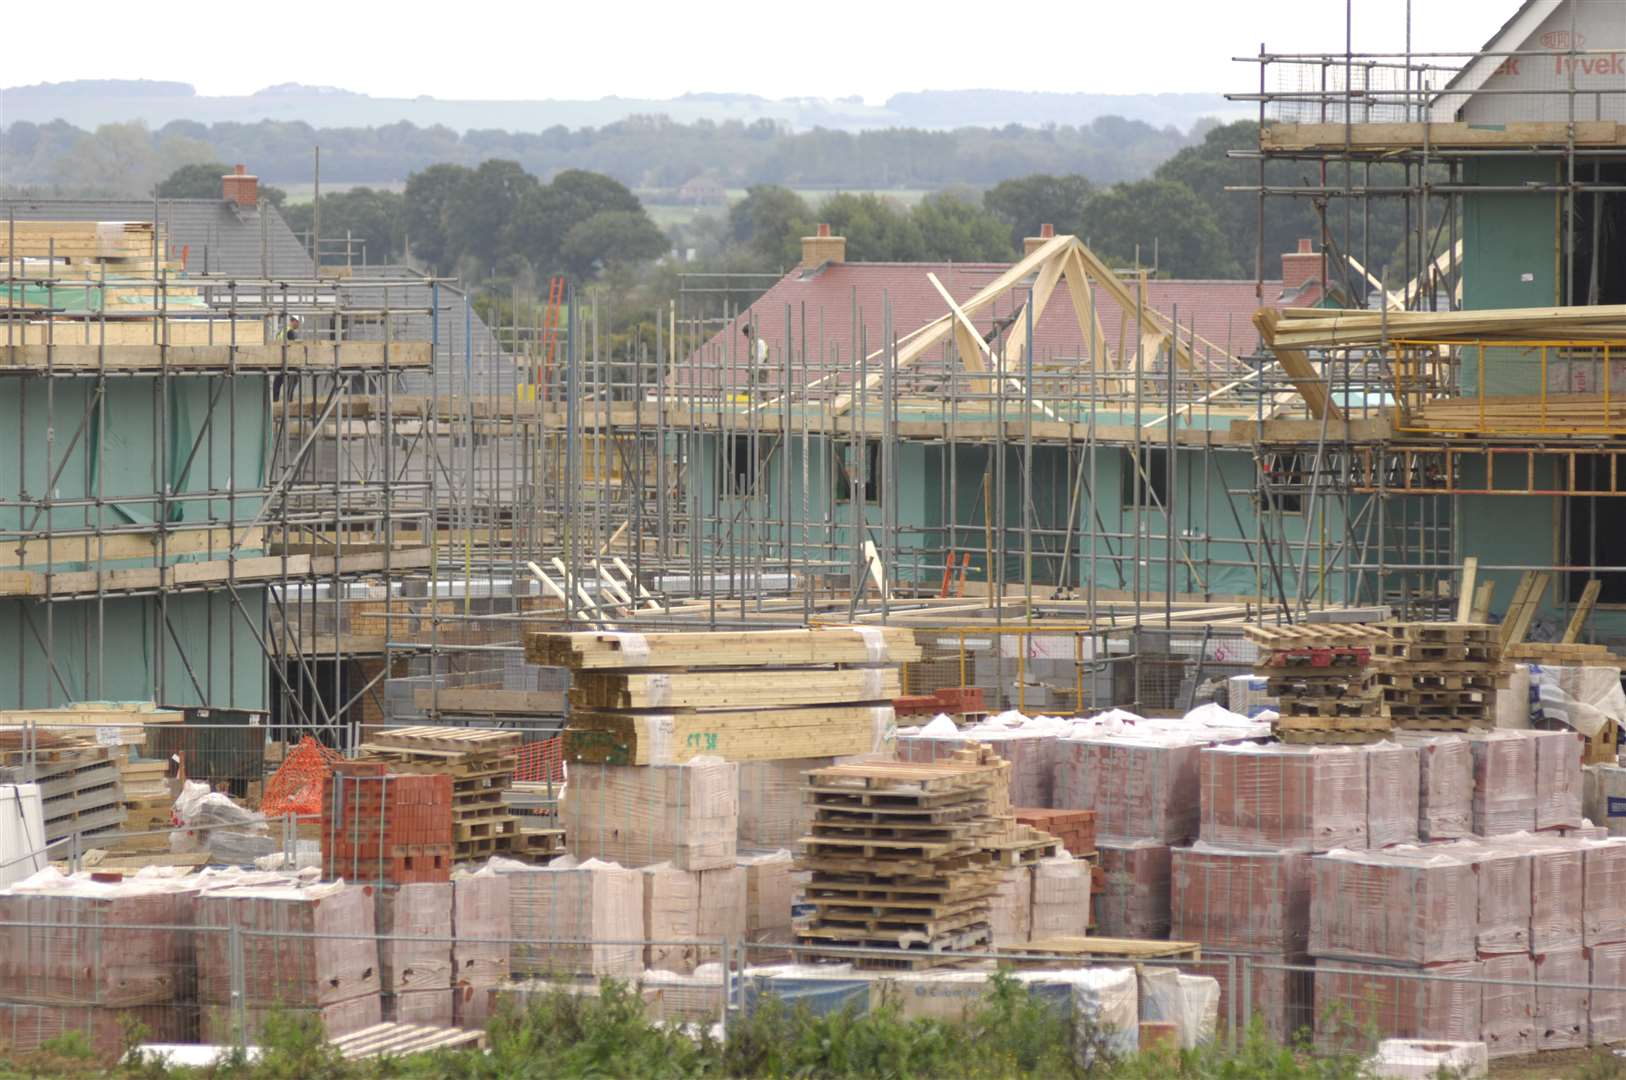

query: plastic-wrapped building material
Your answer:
[1495,664,1532,729]
[195,880,381,1038]
[897,719,1060,808]
[642,863,701,973]
[1227,675,1276,718]
[1499,835,1584,954]
[563,758,738,871]
[0,1002,187,1056]
[1309,848,1477,965]
[1582,838,1626,947]
[1096,841,1171,939]
[1531,729,1585,831]
[1030,856,1092,940]
[1528,664,1626,739]
[491,856,643,978]
[737,758,831,847]
[1534,947,1588,1051]
[1212,953,1314,1043]
[1139,967,1221,1049]
[1468,732,1537,836]
[375,883,452,1025]
[1587,941,1626,1044]
[1434,841,1531,956]
[1170,845,1311,954]
[1583,764,1626,837]
[1053,731,1205,843]
[1480,953,1535,1059]
[1313,959,1483,1053]
[1200,744,1367,852]
[1365,742,1421,849]
[1369,1039,1489,1079]
[1396,735,1473,841]
[696,866,745,964]
[737,850,795,957]
[451,868,510,1028]
[0,785,46,888]
[990,865,1033,946]
[0,869,197,1007]
[642,965,727,1024]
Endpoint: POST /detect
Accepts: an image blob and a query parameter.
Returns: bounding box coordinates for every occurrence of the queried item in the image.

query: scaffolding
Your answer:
[1225,4,1626,636]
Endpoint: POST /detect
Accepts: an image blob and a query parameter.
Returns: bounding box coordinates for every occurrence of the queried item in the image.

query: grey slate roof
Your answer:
[340,265,516,397]
[0,197,314,279]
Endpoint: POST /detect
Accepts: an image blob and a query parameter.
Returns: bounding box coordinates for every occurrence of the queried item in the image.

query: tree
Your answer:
[402,163,472,273]
[283,187,407,265]
[559,210,669,278]
[727,185,812,268]
[911,193,1013,261]
[1082,179,1241,278]
[443,159,539,274]
[153,161,286,206]
[982,174,1093,249]
[818,192,924,262]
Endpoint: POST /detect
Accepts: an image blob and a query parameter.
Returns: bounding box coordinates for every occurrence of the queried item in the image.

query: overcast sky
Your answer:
[4,0,1514,102]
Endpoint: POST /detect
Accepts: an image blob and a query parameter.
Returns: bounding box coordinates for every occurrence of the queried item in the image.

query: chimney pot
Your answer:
[1297,237,1313,253]
[802,226,845,268]
[1040,223,1054,238]
[1024,225,1061,256]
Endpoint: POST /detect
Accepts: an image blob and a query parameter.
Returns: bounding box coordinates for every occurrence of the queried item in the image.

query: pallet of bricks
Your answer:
[0,732,125,849]
[535,626,916,765]
[795,746,1062,968]
[357,727,522,861]
[1368,622,1500,733]
[1244,624,1392,744]
[321,759,454,884]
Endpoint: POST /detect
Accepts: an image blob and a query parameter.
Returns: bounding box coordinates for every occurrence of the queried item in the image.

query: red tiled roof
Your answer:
[673,260,1281,394]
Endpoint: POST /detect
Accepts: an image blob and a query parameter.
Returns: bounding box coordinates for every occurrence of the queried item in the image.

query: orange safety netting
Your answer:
[513,737,564,783]
[261,735,344,817]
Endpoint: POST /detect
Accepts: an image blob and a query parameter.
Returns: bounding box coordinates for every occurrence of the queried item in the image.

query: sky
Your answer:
[2,0,1516,102]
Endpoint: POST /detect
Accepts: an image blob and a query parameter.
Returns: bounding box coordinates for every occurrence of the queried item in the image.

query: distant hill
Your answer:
[1,79,1250,134]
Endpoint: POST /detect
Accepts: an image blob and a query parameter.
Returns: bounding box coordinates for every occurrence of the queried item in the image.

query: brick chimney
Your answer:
[1281,238,1323,295]
[1023,223,1057,256]
[801,223,846,268]
[222,164,258,208]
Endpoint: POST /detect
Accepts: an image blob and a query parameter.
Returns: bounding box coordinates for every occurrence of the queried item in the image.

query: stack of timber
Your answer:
[1266,304,1626,349]
[1244,624,1391,743]
[795,745,1061,967]
[532,627,917,765]
[0,732,125,846]
[0,702,182,747]
[358,727,522,861]
[113,750,175,851]
[1505,641,1621,666]
[1370,623,1499,732]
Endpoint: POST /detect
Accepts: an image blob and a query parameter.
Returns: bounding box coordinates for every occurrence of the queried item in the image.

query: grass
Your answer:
[4,974,1621,1078]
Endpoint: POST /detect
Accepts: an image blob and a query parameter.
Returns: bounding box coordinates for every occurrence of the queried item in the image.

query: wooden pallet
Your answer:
[331,1022,486,1060]
[529,626,923,669]
[1244,624,1391,648]
[367,726,523,755]
[1273,715,1393,745]
[997,935,1202,966]
[570,667,902,710]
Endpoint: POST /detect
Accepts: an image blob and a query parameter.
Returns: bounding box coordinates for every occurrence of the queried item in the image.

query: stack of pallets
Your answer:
[359,727,522,860]
[1370,623,1500,733]
[1244,624,1391,743]
[530,628,916,765]
[0,733,125,847]
[795,745,1060,968]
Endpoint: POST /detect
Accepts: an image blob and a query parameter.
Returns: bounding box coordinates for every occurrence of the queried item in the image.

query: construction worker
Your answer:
[277,314,302,343]
[741,323,770,396]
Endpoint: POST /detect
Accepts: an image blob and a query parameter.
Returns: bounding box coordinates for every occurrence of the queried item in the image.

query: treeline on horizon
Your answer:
[1,113,1204,196]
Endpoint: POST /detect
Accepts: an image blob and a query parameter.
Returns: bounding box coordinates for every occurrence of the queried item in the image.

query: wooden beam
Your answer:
[1563,579,1602,644]
[1254,309,1344,421]
[1455,556,1479,623]
[1470,580,1496,624]
[1499,570,1550,650]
